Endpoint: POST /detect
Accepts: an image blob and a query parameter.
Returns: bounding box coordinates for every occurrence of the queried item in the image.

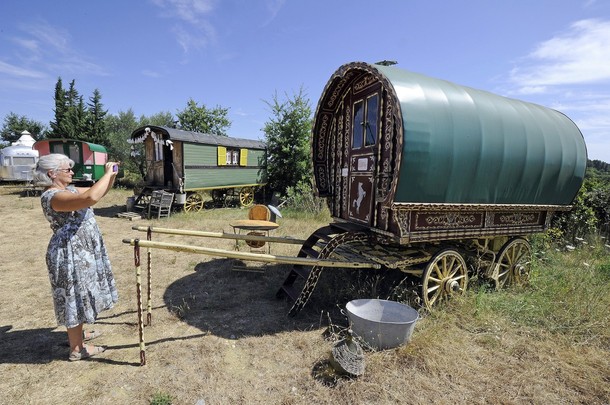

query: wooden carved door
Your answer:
[346,84,380,225]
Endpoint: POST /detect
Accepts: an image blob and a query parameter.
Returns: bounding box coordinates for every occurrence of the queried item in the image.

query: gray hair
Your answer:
[32,154,75,186]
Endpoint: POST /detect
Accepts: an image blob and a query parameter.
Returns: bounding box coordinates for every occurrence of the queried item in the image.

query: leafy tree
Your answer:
[140,111,175,127]
[86,89,108,145]
[586,186,610,238]
[176,98,230,136]
[550,176,602,243]
[588,159,610,173]
[0,112,46,143]
[262,87,313,196]
[104,109,138,168]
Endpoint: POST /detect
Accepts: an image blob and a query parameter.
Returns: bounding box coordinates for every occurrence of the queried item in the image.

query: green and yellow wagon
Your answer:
[130,125,267,212]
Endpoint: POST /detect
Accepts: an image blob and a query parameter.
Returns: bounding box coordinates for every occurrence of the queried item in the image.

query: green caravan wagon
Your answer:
[33,138,108,185]
[130,125,267,212]
[277,61,588,314]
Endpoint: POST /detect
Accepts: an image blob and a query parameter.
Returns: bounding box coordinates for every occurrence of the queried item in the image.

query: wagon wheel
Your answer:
[239,187,255,207]
[493,237,532,289]
[421,248,468,310]
[184,192,204,212]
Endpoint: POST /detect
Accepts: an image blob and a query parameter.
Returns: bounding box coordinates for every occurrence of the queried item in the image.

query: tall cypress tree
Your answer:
[50,78,87,140]
[49,78,66,138]
[87,89,108,145]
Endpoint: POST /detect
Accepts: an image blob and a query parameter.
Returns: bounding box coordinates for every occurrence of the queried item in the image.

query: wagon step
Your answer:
[276,225,337,306]
[276,224,374,316]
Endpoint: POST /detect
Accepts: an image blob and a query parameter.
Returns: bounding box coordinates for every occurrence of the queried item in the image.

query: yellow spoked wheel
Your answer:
[184,192,204,212]
[421,249,468,310]
[493,237,532,289]
[239,187,254,207]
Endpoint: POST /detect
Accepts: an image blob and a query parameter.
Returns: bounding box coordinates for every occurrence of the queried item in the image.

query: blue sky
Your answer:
[1,0,609,162]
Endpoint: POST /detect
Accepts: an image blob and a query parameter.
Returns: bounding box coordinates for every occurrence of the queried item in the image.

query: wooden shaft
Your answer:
[122,238,381,269]
[146,230,152,327]
[134,242,146,366]
[131,225,306,245]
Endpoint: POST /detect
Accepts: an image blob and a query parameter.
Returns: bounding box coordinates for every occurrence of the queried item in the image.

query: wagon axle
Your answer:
[444,279,462,294]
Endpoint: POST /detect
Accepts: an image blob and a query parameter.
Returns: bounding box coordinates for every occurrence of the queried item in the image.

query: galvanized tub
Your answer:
[345,299,419,350]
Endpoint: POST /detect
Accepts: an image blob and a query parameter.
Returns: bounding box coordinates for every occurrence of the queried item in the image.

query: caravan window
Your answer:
[352,92,379,149]
[225,149,240,165]
[13,157,36,165]
[352,100,364,149]
[365,94,378,146]
[68,144,80,163]
[155,141,164,161]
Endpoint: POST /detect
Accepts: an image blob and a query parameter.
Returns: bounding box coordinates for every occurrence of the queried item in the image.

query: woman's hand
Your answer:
[105,162,119,176]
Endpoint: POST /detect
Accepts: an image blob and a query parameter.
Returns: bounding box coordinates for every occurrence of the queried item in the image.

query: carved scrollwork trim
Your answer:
[392,202,571,212]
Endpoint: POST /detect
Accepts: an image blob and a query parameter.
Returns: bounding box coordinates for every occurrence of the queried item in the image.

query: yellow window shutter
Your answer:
[217,146,227,165]
[239,149,248,166]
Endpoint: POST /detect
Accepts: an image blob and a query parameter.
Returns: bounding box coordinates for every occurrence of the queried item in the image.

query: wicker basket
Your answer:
[329,336,365,377]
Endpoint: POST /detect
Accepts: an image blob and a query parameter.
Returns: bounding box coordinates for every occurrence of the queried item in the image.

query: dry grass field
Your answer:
[0,185,608,405]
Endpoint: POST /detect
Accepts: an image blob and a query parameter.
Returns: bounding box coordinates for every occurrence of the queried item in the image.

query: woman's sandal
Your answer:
[68,345,107,361]
[83,330,103,341]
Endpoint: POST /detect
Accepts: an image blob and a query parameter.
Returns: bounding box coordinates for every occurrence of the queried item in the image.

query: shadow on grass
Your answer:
[162,258,335,339]
[1,257,381,365]
[93,204,132,218]
[0,324,213,366]
[0,325,66,364]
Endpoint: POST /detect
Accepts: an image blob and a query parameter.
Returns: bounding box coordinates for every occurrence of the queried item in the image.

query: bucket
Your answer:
[345,299,419,350]
[126,196,135,212]
[175,193,187,205]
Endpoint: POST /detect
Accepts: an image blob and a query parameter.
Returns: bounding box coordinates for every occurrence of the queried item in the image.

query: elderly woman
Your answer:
[33,153,119,361]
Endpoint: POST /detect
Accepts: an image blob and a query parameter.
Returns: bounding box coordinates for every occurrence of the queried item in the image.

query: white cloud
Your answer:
[510,19,610,88]
[506,19,610,162]
[24,22,72,56]
[172,23,216,54]
[0,60,46,79]
[5,20,108,78]
[514,85,548,95]
[261,0,285,27]
[151,0,217,52]
[151,0,215,24]
[142,69,163,78]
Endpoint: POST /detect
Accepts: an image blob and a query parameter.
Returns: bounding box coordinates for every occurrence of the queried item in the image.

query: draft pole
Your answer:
[146,227,153,326]
[134,239,146,366]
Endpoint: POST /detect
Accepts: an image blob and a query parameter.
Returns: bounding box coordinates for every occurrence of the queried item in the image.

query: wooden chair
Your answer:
[230,204,279,252]
[147,190,174,219]
[248,204,271,221]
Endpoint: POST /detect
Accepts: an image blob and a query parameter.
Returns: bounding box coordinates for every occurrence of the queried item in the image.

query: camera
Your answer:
[113,164,118,172]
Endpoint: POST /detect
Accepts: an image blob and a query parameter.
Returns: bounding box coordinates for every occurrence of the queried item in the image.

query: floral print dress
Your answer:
[41,187,118,328]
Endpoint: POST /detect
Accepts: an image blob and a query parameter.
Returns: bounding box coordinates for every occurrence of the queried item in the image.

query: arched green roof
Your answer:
[374,64,587,205]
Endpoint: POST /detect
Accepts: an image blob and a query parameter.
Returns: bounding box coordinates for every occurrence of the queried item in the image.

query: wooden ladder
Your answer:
[276,222,369,316]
